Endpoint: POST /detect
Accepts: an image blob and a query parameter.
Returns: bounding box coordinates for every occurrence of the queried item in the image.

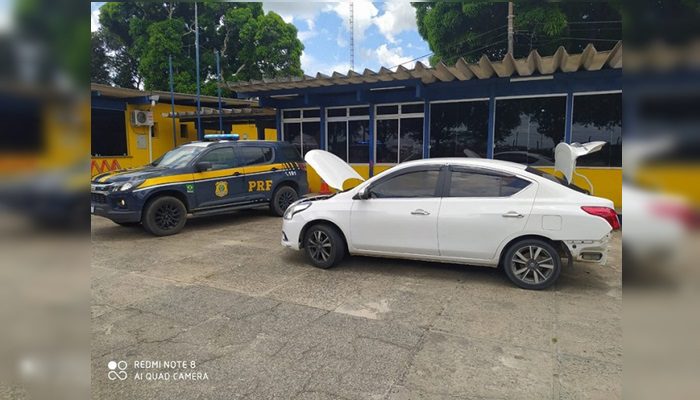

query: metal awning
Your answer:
[227,42,622,94]
[90,83,259,107]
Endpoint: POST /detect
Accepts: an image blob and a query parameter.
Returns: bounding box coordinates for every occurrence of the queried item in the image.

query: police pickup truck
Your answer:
[91,136,308,236]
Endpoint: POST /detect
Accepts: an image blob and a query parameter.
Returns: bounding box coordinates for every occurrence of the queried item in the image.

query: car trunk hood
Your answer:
[554,141,606,184]
[304,150,365,191]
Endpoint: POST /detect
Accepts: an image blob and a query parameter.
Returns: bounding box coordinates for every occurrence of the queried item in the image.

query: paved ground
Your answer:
[92,211,621,400]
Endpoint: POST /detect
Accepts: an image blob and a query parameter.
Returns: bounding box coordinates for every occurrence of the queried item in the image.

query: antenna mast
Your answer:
[349,1,354,71]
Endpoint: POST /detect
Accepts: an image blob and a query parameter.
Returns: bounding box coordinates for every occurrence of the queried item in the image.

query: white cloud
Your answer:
[91,8,100,32]
[373,0,417,43]
[326,0,379,41]
[297,30,317,42]
[263,1,322,24]
[301,50,351,76]
[373,43,428,70]
[0,0,12,33]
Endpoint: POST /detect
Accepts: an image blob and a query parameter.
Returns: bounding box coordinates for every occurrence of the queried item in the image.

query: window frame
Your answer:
[281,107,321,156]
[444,165,533,198]
[570,90,623,169]
[235,145,275,167]
[373,102,425,165]
[428,98,491,159]
[365,164,446,199]
[325,105,370,164]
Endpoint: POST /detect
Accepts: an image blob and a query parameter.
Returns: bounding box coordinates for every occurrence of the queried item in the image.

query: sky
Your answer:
[91,1,432,76]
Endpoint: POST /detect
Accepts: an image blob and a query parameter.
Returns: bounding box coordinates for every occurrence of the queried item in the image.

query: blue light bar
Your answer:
[203,134,240,141]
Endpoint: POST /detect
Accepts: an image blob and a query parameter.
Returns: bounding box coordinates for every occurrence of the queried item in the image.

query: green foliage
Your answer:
[92,2,304,94]
[413,1,622,65]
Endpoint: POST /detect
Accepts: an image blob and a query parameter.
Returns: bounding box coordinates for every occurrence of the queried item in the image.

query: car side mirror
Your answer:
[354,187,370,200]
[195,161,212,172]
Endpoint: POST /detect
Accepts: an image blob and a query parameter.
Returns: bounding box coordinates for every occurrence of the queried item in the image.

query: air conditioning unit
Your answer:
[131,110,153,126]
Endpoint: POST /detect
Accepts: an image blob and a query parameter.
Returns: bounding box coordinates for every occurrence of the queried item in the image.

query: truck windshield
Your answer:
[152,145,207,168]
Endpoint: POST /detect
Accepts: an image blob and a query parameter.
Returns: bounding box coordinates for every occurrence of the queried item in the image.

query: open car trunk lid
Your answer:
[554,141,606,184]
[304,150,365,191]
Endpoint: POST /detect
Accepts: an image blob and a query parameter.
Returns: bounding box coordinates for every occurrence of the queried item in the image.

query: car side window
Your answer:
[237,146,273,166]
[199,147,236,170]
[370,170,440,198]
[449,169,530,197]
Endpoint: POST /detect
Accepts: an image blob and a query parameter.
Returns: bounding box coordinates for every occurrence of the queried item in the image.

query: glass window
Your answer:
[430,101,489,158]
[348,120,369,163]
[303,109,320,118]
[199,147,236,170]
[402,103,424,114]
[400,117,423,162]
[180,124,189,139]
[349,107,369,116]
[377,105,399,115]
[449,170,530,197]
[571,93,622,167]
[302,121,320,156]
[281,145,303,162]
[283,110,300,119]
[327,108,346,118]
[327,121,348,161]
[91,108,127,156]
[371,170,440,198]
[283,122,301,155]
[494,96,566,166]
[376,119,399,163]
[237,146,273,166]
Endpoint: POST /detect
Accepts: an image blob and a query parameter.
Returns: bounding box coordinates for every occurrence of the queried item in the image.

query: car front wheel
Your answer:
[503,239,561,290]
[142,196,187,236]
[303,224,345,269]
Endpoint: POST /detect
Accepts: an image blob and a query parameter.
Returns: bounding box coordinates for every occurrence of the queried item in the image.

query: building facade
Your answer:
[231,43,623,207]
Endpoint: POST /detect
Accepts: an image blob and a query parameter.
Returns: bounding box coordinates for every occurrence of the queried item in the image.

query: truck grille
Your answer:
[91,193,108,204]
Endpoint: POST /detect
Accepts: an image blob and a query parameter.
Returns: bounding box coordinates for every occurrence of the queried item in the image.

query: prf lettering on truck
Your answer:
[248,180,273,192]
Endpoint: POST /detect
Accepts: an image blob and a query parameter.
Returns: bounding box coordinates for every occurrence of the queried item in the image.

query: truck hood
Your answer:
[554,141,606,184]
[304,150,365,191]
[91,166,168,184]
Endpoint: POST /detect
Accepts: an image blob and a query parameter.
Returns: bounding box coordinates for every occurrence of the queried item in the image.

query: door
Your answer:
[192,147,247,209]
[437,167,536,261]
[350,166,442,256]
[237,145,278,201]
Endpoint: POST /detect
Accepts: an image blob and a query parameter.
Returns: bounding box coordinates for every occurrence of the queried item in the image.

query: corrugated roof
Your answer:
[162,107,275,120]
[227,42,622,94]
[91,83,258,107]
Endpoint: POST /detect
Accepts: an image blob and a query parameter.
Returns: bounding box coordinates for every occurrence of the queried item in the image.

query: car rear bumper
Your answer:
[563,233,611,265]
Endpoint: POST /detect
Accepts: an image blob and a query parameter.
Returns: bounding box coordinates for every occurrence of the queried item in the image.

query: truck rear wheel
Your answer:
[142,196,187,236]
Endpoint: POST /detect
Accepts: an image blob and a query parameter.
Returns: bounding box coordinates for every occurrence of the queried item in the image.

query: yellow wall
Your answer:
[90,103,272,176]
[307,163,621,209]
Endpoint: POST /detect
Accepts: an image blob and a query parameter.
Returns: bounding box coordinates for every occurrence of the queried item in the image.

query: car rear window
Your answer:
[525,167,589,194]
[281,145,303,162]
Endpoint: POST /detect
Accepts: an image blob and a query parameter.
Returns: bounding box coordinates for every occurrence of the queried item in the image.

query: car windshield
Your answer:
[152,145,207,168]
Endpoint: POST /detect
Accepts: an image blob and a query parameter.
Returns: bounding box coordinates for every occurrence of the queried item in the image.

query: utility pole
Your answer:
[349,1,354,71]
[507,1,514,55]
[195,2,202,140]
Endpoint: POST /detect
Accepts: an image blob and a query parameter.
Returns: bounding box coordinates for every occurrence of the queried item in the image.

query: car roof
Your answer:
[181,140,285,148]
[394,157,528,174]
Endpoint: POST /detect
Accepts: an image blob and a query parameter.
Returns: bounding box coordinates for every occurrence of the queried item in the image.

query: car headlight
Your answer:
[283,201,311,220]
[118,180,144,192]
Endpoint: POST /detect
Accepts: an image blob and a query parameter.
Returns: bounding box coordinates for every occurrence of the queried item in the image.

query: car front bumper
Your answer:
[281,215,306,250]
[90,191,142,223]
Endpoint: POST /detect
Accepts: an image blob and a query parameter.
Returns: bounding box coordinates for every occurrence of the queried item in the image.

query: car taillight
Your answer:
[581,206,620,230]
[298,162,307,171]
[650,202,700,229]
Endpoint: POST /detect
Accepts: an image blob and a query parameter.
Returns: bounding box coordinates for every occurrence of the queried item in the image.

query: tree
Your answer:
[92,2,304,94]
[91,32,111,84]
[413,1,622,65]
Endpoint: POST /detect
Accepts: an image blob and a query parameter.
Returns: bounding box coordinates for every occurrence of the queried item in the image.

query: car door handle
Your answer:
[502,211,524,218]
[233,172,241,176]
[411,209,430,216]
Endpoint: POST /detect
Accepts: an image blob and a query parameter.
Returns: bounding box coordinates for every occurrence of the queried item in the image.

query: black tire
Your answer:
[303,224,346,269]
[503,238,562,290]
[270,185,299,217]
[115,221,140,227]
[142,196,187,236]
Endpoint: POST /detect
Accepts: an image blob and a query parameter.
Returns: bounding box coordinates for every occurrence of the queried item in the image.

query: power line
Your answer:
[389,52,434,69]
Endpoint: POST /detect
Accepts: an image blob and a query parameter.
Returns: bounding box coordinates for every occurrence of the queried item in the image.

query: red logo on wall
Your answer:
[91,159,122,175]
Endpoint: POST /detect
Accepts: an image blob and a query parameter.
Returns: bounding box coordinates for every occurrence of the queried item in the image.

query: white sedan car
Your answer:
[282,143,619,290]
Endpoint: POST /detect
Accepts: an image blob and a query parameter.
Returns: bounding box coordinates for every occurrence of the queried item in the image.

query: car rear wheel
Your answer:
[503,239,561,290]
[142,196,187,236]
[270,185,298,216]
[303,224,345,269]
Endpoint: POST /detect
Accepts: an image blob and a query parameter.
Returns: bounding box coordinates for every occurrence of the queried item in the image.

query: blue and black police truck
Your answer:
[90,135,308,236]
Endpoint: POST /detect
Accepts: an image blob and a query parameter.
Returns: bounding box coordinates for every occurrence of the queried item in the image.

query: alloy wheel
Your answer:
[510,245,555,285]
[154,203,182,230]
[307,230,332,262]
[277,190,296,212]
